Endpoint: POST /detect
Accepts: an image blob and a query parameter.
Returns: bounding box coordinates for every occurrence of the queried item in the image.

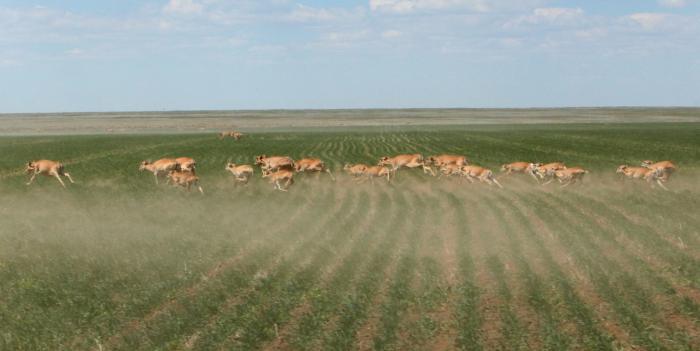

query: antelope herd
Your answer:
[23,154,679,192]
[18,131,679,192]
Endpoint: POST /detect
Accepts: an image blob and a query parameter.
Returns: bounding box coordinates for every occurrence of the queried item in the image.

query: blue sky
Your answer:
[1,0,699,112]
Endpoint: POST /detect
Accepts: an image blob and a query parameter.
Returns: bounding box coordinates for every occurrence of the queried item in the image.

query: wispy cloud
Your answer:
[318,30,372,48]
[504,7,585,28]
[286,4,365,22]
[369,0,489,14]
[625,13,671,30]
[163,0,204,15]
[381,29,403,39]
[659,0,687,8]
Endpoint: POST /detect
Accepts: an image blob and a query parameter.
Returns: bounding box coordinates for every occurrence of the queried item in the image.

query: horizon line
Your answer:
[2,105,700,116]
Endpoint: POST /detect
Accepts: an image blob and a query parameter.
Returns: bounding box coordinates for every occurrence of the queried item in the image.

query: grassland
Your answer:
[1,120,699,350]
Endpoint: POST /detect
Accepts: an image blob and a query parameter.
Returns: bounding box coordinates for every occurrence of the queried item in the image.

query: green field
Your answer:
[1,122,699,350]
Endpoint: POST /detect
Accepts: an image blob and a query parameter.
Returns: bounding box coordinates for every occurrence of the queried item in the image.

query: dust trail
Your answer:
[320,191,409,350]
[260,184,391,351]
[90,186,319,350]
[165,188,360,351]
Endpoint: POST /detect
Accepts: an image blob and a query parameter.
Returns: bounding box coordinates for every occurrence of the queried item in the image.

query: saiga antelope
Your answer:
[25,160,75,188]
[500,162,541,182]
[219,131,244,140]
[139,158,179,184]
[294,158,335,180]
[255,155,295,176]
[553,167,588,187]
[426,155,468,175]
[438,164,463,178]
[343,164,368,178]
[225,162,255,184]
[641,160,677,183]
[166,170,204,194]
[362,166,392,183]
[263,169,295,191]
[617,165,669,190]
[461,165,503,188]
[378,154,434,176]
[175,157,196,173]
[535,162,567,185]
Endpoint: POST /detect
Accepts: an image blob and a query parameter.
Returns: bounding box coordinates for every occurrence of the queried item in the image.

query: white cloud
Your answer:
[286,4,364,22]
[0,58,19,67]
[227,36,248,47]
[575,27,607,40]
[163,0,203,15]
[659,0,687,8]
[318,30,371,47]
[65,48,84,56]
[369,0,489,14]
[626,13,670,30]
[505,7,584,28]
[533,8,583,22]
[381,29,402,38]
[288,5,337,21]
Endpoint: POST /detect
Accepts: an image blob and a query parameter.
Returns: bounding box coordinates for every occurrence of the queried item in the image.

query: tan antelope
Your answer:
[219,131,244,140]
[255,155,295,176]
[378,154,434,176]
[535,162,567,185]
[25,160,75,188]
[426,155,469,175]
[225,162,255,184]
[438,164,463,178]
[175,157,196,173]
[617,165,669,190]
[461,165,503,188]
[343,163,368,178]
[617,165,654,180]
[166,170,204,194]
[362,166,392,183]
[262,169,294,191]
[139,158,179,184]
[641,160,677,182]
[553,167,588,187]
[501,162,541,181]
[294,158,335,180]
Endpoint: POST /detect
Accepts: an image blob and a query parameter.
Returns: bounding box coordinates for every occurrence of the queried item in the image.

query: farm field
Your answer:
[1,121,700,350]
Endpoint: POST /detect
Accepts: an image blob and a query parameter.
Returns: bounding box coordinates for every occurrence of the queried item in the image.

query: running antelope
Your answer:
[167,170,204,194]
[378,154,434,176]
[295,158,335,180]
[25,160,75,188]
[553,167,588,187]
[500,162,541,182]
[461,165,503,188]
[225,162,254,184]
[426,155,469,175]
[641,160,677,182]
[263,169,294,191]
[535,162,567,185]
[255,155,295,176]
[219,131,244,140]
[617,165,670,190]
[140,158,179,184]
[438,164,463,178]
[617,165,653,180]
[362,166,392,183]
[175,157,196,173]
[343,163,368,178]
